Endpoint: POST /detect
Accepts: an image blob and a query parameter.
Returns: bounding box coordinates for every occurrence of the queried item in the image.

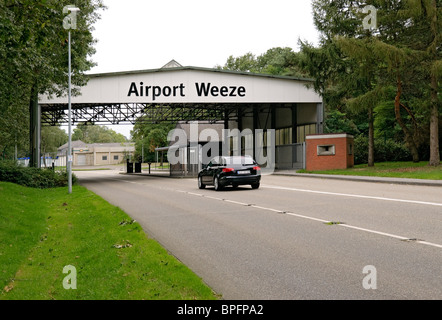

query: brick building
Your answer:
[305,134,354,171]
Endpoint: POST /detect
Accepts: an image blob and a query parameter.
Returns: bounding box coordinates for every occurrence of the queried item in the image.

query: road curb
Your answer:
[272,172,442,187]
[121,171,442,187]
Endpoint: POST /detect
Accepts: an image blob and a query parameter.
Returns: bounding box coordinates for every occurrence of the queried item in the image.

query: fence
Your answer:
[170,145,202,177]
[168,143,306,177]
[17,154,67,169]
[275,143,305,170]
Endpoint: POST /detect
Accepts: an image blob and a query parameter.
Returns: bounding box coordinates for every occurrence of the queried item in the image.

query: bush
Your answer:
[375,139,412,163]
[354,135,369,165]
[0,161,77,188]
[354,135,412,165]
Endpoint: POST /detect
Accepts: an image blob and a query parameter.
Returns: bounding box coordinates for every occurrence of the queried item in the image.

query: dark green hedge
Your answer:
[354,135,412,165]
[0,161,77,189]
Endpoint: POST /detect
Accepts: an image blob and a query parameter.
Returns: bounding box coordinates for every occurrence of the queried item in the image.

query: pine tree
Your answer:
[403,0,441,166]
[306,0,441,165]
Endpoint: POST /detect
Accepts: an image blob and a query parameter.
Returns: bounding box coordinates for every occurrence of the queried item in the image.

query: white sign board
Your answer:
[39,67,322,105]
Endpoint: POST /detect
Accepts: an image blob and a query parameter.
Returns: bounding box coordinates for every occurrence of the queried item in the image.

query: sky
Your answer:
[85,0,321,139]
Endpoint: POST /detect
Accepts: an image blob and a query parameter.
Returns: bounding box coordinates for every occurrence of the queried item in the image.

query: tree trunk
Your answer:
[428,72,440,166]
[29,83,41,168]
[395,75,420,162]
[368,107,375,167]
[428,0,440,167]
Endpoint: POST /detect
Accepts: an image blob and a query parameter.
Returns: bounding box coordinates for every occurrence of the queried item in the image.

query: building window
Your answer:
[275,127,292,146]
[102,155,107,161]
[348,143,353,155]
[297,124,316,143]
[317,145,336,156]
[114,155,119,161]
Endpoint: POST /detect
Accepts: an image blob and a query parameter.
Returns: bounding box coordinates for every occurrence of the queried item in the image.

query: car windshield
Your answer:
[223,156,255,166]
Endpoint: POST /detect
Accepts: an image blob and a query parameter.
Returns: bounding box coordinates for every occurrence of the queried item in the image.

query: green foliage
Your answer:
[41,126,68,154]
[72,123,127,143]
[354,135,412,164]
[219,47,309,78]
[303,0,441,165]
[0,182,48,293]
[0,161,76,188]
[131,121,176,161]
[221,52,258,73]
[298,40,353,108]
[323,109,360,136]
[0,182,219,300]
[0,0,106,158]
[300,161,442,180]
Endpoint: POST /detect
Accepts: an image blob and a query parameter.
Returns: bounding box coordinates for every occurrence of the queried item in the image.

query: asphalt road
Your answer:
[75,169,442,300]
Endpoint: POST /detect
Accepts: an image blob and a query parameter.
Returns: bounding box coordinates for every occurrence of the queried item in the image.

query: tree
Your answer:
[40,125,68,166]
[0,0,106,164]
[300,0,379,166]
[303,0,440,165]
[335,37,422,162]
[131,120,176,162]
[72,123,127,144]
[334,0,441,164]
[220,52,259,73]
[219,47,309,78]
[402,0,441,166]
[41,126,68,154]
[323,109,360,136]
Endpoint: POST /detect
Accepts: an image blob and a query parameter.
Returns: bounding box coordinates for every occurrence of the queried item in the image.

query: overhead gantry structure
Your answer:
[35,65,323,169]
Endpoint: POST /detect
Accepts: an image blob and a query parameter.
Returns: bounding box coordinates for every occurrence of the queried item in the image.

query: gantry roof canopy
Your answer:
[38,65,322,125]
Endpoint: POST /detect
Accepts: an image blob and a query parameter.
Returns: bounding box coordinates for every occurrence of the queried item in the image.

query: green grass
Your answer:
[142,163,170,170]
[0,182,219,300]
[72,168,111,171]
[298,161,442,180]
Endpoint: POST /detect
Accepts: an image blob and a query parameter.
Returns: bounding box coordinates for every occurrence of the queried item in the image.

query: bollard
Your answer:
[126,159,133,173]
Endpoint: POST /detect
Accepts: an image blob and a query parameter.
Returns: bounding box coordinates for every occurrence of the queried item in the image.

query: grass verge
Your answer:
[298,161,442,180]
[0,181,219,300]
[72,168,111,171]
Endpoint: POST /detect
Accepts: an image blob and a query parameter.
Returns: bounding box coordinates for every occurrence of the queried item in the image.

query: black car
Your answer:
[198,156,261,191]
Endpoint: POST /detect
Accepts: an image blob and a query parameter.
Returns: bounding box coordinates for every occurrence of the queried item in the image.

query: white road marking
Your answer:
[261,185,442,207]
[224,199,249,206]
[176,189,442,250]
[284,212,330,223]
[78,173,442,249]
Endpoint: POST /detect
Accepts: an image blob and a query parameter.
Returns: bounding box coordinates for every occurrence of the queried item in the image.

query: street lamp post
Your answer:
[63,6,80,194]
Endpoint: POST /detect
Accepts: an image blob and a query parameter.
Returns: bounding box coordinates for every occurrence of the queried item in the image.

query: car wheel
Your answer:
[214,176,223,191]
[251,183,260,189]
[198,176,206,189]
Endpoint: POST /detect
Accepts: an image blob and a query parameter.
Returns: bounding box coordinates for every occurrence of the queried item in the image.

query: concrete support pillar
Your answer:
[292,104,298,144]
[29,87,41,168]
[253,106,258,159]
[317,103,324,134]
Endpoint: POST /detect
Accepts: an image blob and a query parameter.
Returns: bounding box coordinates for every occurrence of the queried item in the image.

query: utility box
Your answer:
[305,134,354,171]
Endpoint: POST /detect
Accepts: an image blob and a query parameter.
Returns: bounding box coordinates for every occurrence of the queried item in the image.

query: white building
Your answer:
[57,140,135,166]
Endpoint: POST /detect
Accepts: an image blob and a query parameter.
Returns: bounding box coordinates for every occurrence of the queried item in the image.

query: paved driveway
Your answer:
[75,170,442,300]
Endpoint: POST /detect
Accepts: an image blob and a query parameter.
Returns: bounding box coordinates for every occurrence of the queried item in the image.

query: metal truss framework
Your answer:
[40,102,282,126]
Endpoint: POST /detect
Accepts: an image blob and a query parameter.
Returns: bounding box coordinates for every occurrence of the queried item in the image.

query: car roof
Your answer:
[221,156,253,160]
[213,156,255,164]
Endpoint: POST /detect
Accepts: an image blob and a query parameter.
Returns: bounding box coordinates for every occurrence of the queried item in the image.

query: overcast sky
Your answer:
[85,0,320,138]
